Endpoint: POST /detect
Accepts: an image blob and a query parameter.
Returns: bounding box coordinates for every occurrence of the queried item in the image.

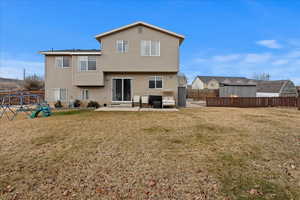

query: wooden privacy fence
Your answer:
[0,90,45,105]
[206,97,300,108]
[187,89,219,100]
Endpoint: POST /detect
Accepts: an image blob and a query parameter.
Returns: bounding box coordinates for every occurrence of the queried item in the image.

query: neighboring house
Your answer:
[256,80,298,97]
[40,21,184,106]
[191,76,248,89]
[219,82,257,97]
[192,75,298,97]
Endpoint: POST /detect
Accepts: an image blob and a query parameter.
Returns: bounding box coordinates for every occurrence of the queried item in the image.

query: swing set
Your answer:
[0,91,52,121]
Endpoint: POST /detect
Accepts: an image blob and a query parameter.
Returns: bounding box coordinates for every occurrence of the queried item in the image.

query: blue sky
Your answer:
[1,0,300,84]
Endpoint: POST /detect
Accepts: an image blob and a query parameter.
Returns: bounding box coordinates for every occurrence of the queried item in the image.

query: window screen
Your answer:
[141,40,160,56]
[63,57,70,67]
[79,56,96,71]
[149,76,162,89]
[116,40,128,53]
[88,56,96,70]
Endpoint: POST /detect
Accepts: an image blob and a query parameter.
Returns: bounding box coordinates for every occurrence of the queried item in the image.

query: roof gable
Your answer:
[95,21,185,44]
[255,80,289,93]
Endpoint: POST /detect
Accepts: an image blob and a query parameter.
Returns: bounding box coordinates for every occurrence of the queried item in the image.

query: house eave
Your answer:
[94,21,185,44]
[103,70,179,73]
[39,51,102,55]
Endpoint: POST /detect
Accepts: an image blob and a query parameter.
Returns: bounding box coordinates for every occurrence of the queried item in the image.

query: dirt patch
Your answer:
[143,126,172,134]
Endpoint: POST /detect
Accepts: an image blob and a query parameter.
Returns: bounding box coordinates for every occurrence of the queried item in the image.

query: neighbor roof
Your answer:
[255,80,290,93]
[220,82,256,86]
[196,76,248,84]
[95,21,185,44]
[39,49,101,55]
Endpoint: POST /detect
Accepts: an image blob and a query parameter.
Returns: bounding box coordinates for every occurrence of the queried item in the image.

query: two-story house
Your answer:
[40,21,184,106]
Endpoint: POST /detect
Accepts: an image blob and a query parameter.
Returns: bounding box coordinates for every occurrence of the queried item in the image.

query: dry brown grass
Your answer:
[0,107,300,200]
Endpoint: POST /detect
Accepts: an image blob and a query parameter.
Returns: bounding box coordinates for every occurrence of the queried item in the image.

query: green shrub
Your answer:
[87,101,100,108]
[54,100,63,108]
[73,99,81,108]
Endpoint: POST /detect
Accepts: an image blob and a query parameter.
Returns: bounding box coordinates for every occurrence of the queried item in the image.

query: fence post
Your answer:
[8,90,11,105]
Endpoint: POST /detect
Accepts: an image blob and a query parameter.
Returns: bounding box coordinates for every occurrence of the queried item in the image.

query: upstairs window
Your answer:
[55,56,70,68]
[141,40,160,56]
[149,76,162,89]
[81,89,89,100]
[116,40,128,53]
[79,56,96,71]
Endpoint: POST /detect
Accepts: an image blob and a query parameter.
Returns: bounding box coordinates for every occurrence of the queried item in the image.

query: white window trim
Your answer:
[141,40,160,56]
[55,56,70,68]
[78,56,97,72]
[55,57,63,68]
[156,41,160,56]
[149,76,163,89]
[116,40,128,53]
[81,89,89,100]
[53,88,68,102]
[53,88,60,101]
[111,77,133,103]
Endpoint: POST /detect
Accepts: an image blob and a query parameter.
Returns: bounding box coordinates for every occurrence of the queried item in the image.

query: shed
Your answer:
[177,72,187,107]
[256,80,298,97]
[219,82,257,97]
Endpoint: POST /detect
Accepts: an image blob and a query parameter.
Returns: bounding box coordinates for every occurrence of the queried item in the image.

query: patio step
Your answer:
[110,103,132,108]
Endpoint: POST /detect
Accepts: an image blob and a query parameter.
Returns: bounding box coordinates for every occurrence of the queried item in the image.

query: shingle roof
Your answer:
[40,49,101,52]
[220,82,256,86]
[95,21,185,44]
[255,80,290,93]
[195,75,297,94]
[39,49,101,55]
[196,76,248,84]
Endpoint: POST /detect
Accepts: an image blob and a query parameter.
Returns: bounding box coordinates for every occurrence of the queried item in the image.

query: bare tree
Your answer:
[23,74,44,90]
[252,72,271,81]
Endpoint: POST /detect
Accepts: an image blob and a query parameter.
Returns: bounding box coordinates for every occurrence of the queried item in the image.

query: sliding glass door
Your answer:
[112,78,132,102]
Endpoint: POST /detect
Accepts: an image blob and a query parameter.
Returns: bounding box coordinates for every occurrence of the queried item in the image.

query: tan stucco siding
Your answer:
[45,56,74,102]
[72,55,104,86]
[44,23,181,106]
[45,72,178,106]
[100,25,179,72]
[104,72,178,102]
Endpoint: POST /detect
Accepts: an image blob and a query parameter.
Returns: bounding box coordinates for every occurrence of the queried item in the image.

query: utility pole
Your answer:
[23,68,26,80]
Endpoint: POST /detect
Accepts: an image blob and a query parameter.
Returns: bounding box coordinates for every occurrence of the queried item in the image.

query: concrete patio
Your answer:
[95,107,178,112]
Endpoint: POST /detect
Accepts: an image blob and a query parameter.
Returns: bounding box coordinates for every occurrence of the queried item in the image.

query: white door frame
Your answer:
[111,77,133,103]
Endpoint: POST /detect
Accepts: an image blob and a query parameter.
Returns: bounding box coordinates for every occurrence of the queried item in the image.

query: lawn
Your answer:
[0,108,300,200]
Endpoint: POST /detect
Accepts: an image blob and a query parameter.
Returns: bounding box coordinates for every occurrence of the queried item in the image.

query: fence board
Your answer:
[0,90,44,105]
[206,97,300,108]
[187,89,218,100]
